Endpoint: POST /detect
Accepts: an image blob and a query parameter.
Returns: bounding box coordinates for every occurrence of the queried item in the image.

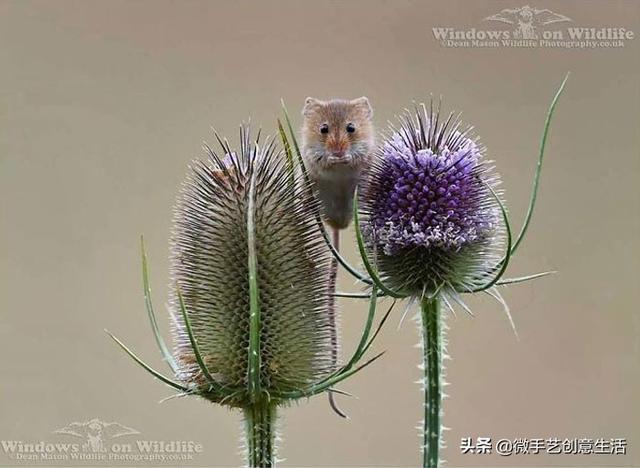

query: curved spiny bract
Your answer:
[360,103,506,297]
[169,128,333,408]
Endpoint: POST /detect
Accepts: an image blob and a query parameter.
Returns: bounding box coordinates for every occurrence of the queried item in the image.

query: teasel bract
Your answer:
[107,127,387,467]
[338,75,567,467]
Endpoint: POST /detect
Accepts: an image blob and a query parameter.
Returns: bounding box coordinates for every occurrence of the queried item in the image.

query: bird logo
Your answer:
[54,418,140,453]
[485,5,571,40]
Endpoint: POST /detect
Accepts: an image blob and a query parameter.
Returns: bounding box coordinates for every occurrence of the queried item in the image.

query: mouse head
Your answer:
[301,97,374,173]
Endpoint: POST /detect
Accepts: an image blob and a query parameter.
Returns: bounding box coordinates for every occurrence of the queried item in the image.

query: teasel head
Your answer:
[168,128,335,405]
[358,102,510,301]
[108,125,387,467]
[350,76,567,468]
[353,101,513,468]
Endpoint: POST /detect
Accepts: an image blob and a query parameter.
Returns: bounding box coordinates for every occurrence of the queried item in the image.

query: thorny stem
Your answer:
[244,402,277,468]
[421,295,441,468]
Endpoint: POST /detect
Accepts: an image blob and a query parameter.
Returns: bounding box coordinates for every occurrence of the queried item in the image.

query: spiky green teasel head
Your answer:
[109,121,390,467]
[360,103,506,297]
[169,128,333,407]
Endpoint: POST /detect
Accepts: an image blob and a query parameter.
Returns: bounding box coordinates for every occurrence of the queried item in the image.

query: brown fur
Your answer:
[301,97,375,228]
[301,97,374,172]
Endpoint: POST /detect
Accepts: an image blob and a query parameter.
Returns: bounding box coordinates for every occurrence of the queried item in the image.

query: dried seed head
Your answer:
[169,128,333,406]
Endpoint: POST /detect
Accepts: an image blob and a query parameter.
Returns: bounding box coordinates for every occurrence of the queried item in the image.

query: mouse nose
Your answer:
[328,138,348,158]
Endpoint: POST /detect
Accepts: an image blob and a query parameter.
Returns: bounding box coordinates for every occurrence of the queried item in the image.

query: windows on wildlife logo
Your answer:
[1,418,203,464]
[432,5,635,48]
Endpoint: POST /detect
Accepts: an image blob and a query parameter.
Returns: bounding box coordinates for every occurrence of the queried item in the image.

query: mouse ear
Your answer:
[302,97,323,117]
[352,97,373,119]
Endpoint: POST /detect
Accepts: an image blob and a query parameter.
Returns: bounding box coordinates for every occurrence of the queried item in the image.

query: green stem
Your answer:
[244,403,277,467]
[421,296,441,468]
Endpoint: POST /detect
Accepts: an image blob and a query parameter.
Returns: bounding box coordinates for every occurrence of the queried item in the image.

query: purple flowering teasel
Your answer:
[354,102,513,468]
[360,103,507,297]
[348,75,567,468]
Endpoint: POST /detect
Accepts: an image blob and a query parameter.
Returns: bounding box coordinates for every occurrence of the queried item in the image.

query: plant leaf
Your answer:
[176,285,222,389]
[497,270,556,285]
[246,166,261,400]
[511,72,569,254]
[362,299,396,356]
[281,351,387,399]
[353,190,405,299]
[140,235,178,373]
[466,183,513,293]
[341,286,379,372]
[332,291,380,299]
[276,118,295,188]
[105,329,188,392]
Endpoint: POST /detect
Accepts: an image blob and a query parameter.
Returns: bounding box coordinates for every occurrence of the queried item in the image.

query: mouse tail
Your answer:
[327,227,348,419]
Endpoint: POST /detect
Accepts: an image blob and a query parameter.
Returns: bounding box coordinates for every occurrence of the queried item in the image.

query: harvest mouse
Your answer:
[301,97,375,229]
[300,97,375,417]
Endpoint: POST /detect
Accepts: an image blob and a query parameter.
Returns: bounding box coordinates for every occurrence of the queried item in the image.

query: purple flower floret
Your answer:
[368,134,497,255]
[361,104,504,294]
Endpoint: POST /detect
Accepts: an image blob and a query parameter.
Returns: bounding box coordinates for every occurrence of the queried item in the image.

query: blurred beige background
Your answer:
[1,1,638,467]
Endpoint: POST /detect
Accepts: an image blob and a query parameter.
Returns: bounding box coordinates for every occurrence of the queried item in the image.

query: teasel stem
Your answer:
[244,402,277,468]
[421,295,442,468]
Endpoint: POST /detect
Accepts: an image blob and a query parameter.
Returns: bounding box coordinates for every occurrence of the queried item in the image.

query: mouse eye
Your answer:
[320,124,329,134]
[346,123,356,133]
